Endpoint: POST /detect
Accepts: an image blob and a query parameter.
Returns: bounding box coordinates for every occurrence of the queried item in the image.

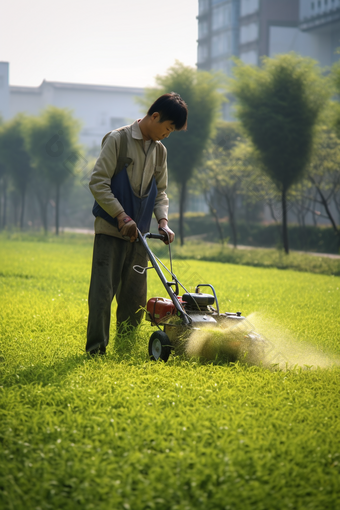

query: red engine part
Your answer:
[146,296,183,324]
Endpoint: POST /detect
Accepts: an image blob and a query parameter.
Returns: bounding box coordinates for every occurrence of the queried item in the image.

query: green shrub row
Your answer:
[165,214,340,255]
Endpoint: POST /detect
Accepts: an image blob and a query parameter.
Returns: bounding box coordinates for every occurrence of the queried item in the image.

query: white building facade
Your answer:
[0,62,144,149]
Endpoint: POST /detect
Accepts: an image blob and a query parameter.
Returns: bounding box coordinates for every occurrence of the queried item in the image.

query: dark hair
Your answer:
[148,93,188,130]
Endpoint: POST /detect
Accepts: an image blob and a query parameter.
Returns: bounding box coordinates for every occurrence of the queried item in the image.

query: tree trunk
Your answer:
[209,205,224,244]
[36,192,49,234]
[311,177,340,240]
[282,189,289,254]
[13,194,18,228]
[312,191,318,227]
[210,207,224,244]
[42,204,48,234]
[20,187,26,230]
[55,183,60,236]
[225,194,237,248]
[266,202,281,244]
[179,180,187,246]
[1,178,7,229]
[268,202,277,223]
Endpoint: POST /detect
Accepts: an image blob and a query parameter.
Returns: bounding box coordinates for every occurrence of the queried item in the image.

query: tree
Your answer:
[25,107,82,235]
[230,53,329,254]
[331,58,340,138]
[140,62,226,245]
[0,115,33,230]
[289,179,313,228]
[0,160,7,229]
[307,125,340,242]
[199,122,247,247]
[285,125,340,246]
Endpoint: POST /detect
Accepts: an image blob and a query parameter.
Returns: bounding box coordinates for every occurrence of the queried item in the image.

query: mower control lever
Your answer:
[133,265,154,275]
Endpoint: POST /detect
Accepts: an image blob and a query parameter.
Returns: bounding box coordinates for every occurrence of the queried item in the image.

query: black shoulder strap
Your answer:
[101,127,131,176]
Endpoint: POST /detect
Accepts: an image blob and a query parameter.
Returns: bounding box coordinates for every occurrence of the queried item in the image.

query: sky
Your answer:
[1,0,199,89]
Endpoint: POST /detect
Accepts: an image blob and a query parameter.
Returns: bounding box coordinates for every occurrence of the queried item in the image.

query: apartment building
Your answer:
[197,0,340,76]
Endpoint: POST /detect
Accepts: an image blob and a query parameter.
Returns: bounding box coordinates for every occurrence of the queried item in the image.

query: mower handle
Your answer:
[137,229,191,326]
[143,232,167,241]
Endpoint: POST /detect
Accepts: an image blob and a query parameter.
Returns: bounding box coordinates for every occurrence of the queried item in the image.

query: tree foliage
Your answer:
[200,122,248,246]
[0,115,32,230]
[230,53,330,253]
[307,125,340,239]
[140,61,227,245]
[331,59,340,138]
[25,107,82,234]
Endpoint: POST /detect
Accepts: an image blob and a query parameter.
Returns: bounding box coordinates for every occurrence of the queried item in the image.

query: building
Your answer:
[197,0,240,75]
[270,0,340,65]
[0,62,10,121]
[0,62,144,150]
[197,0,340,81]
[240,0,298,65]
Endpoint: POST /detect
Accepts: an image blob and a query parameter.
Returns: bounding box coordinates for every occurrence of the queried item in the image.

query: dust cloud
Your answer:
[185,312,340,370]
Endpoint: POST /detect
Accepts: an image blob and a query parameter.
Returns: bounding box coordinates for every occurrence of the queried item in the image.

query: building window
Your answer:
[240,22,259,44]
[199,0,209,15]
[198,43,209,63]
[199,20,209,39]
[212,3,232,31]
[240,50,258,66]
[212,32,231,57]
[311,1,315,9]
[240,0,260,17]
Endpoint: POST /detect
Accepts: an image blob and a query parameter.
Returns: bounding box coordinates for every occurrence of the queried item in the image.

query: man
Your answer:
[86,92,188,355]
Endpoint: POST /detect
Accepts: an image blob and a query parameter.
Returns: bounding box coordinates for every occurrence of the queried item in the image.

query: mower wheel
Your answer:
[149,331,171,362]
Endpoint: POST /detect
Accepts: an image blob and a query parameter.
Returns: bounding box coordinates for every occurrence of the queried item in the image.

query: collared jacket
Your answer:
[89,120,169,238]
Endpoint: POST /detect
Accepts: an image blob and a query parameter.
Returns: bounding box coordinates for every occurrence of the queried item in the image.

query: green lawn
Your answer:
[1,236,340,510]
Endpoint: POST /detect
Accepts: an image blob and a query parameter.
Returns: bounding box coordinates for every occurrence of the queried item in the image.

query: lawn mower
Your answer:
[135,229,265,363]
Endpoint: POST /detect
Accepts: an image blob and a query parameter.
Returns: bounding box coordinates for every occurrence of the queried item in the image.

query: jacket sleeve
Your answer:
[153,143,169,222]
[89,132,125,219]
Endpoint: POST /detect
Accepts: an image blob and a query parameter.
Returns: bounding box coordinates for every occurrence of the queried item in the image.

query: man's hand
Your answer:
[158,219,175,245]
[117,212,137,242]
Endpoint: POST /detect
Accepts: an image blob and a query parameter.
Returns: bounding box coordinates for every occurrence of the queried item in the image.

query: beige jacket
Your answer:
[89,120,169,238]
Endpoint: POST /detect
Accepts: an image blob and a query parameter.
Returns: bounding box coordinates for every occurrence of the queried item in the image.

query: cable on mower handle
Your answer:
[137,229,191,325]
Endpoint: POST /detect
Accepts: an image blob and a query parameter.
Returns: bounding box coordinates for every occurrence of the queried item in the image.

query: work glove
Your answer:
[118,215,137,242]
[158,223,175,245]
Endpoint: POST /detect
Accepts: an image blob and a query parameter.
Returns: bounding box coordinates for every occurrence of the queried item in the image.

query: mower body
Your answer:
[137,230,263,362]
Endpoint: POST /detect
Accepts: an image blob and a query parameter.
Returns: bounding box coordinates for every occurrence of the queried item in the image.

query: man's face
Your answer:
[150,113,176,141]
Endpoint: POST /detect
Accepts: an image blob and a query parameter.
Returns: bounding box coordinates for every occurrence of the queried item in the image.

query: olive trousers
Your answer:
[86,234,148,353]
